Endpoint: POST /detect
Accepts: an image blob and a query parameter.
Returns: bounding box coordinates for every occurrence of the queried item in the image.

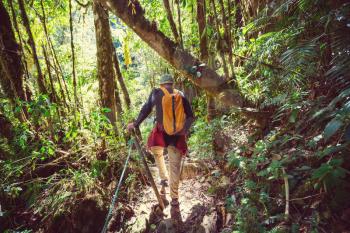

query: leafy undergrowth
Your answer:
[0,96,143,233]
[206,89,350,232]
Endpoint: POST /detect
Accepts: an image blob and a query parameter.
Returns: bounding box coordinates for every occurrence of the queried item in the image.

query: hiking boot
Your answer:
[170,199,182,223]
[170,198,179,206]
[160,194,169,207]
[160,179,168,187]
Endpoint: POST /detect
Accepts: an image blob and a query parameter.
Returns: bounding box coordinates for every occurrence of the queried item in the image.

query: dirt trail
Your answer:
[122,159,219,233]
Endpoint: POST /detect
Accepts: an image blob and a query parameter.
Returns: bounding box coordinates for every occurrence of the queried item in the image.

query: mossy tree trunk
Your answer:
[0,0,25,101]
[93,0,117,126]
[18,0,47,94]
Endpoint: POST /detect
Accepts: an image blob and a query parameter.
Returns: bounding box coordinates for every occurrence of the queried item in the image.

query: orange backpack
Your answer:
[159,86,186,135]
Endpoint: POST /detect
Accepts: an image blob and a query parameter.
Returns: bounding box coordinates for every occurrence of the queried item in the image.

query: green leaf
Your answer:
[312,163,332,180]
[324,118,343,142]
[102,107,112,113]
[317,145,345,158]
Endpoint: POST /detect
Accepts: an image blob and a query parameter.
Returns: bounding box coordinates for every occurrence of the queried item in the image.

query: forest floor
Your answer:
[111,123,250,233]
[123,161,216,233]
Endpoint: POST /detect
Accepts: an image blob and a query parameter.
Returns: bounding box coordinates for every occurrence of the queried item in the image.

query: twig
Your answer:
[232,53,304,77]
[289,193,323,201]
[75,0,91,7]
[282,168,289,221]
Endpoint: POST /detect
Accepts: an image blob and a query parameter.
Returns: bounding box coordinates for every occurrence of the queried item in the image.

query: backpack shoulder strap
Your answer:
[159,86,170,96]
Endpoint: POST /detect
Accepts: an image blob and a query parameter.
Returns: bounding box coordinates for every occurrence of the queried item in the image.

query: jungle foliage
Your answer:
[0,0,349,232]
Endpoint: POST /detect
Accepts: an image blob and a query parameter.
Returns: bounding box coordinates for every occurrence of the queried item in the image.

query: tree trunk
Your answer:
[211,0,230,80]
[69,0,79,109]
[99,0,243,108]
[175,0,183,48]
[0,0,25,101]
[112,44,131,109]
[114,81,123,119]
[219,0,235,79]
[39,0,69,109]
[18,0,47,94]
[163,0,180,44]
[8,0,30,101]
[42,44,59,105]
[93,0,117,126]
[196,0,208,62]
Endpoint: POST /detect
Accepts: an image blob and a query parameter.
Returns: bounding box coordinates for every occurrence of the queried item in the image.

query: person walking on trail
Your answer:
[127,74,195,220]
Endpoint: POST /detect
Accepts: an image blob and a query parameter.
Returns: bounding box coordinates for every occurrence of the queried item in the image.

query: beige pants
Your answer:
[150,146,182,199]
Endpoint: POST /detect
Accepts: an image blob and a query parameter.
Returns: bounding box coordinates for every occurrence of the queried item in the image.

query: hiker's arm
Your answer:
[183,97,195,133]
[134,90,155,127]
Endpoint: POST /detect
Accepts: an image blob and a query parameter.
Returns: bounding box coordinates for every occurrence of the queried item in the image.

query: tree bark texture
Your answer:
[93,0,117,125]
[8,0,30,100]
[99,0,243,108]
[18,0,47,94]
[0,0,25,101]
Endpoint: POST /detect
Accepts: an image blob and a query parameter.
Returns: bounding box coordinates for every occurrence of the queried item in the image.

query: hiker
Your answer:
[127,74,194,220]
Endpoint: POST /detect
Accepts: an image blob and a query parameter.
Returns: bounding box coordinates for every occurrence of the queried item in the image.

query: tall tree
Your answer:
[18,0,47,94]
[196,0,216,121]
[93,0,117,125]
[99,0,244,108]
[69,0,79,108]
[0,0,25,101]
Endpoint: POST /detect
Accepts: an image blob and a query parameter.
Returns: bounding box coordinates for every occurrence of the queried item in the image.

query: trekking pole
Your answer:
[131,130,165,210]
[101,139,134,233]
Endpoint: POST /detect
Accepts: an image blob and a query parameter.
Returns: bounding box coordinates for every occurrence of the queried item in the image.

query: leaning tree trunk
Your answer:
[99,0,243,108]
[112,44,131,109]
[18,0,47,94]
[0,0,25,101]
[93,0,117,126]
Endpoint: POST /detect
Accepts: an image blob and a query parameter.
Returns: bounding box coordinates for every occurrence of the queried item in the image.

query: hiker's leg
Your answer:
[168,146,182,200]
[150,146,168,182]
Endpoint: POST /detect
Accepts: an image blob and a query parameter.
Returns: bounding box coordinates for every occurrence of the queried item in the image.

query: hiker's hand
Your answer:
[127,122,135,132]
